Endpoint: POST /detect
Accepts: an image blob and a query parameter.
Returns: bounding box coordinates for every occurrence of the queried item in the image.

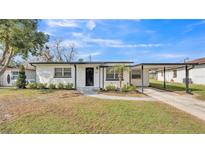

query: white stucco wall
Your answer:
[0,68,35,86]
[76,64,100,88]
[34,63,150,89]
[98,67,149,89]
[101,68,130,88]
[156,64,205,85]
[190,64,205,84]
[131,68,149,87]
[35,64,75,87]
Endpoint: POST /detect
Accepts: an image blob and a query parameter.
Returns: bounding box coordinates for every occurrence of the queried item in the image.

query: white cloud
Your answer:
[157,53,185,58]
[86,20,96,30]
[185,20,205,32]
[72,32,83,37]
[46,19,79,28]
[43,31,55,36]
[71,33,163,48]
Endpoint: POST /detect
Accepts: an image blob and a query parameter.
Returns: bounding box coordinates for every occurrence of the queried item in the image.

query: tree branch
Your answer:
[0,46,14,75]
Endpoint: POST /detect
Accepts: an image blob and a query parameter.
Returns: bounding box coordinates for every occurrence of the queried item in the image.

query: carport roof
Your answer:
[131,62,199,70]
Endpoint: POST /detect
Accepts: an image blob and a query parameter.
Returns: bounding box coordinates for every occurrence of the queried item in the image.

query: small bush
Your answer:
[57,83,64,89]
[16,65,27,89]
[37,83,47,89]
[27,83,37,89]
[105,84,116,91]
[49,83,56,89]
[65,83,73,90]
[122,84,136,92]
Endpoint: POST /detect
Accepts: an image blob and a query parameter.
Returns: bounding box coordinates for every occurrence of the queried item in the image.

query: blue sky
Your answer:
[38,19,205,63]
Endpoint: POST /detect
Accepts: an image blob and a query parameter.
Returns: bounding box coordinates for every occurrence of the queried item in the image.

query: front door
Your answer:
[86,67,94,86]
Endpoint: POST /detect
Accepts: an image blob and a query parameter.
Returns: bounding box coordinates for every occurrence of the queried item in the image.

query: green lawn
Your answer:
[150,79,205,100]
[0,89,205,133]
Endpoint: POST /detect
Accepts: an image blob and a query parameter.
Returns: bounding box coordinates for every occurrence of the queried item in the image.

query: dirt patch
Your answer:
[98,91,145,97]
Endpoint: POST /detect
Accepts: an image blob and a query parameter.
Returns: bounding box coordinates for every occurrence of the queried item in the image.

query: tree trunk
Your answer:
[0,47,14,75]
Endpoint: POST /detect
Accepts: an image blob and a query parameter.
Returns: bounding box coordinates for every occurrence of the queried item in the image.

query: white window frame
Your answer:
[106,67,122,81]
[54,68,72,78]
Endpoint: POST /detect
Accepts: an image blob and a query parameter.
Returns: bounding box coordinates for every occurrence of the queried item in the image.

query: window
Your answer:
[106,67,122,81]
[64,68,72,78]
[11,71,19,80]
[132,70,141,79]
[161,71,164,77]
[173,70,177,78]
[54,68,71,78]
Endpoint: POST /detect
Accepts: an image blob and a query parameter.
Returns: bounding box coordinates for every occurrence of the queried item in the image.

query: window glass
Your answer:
[64,68,71,78]
[132,70,141,79]
[106,67,114,80]
[11,71,19,80]
[54,68,63,77]
[54,68,72,78]
[106,67,122,81]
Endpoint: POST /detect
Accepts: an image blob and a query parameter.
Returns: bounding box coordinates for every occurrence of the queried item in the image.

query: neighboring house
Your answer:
[0,66,36,86]
[30,61,150,89]
[156,57,205,85]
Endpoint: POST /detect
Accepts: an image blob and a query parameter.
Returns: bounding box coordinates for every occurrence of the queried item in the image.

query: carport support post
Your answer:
[185,65,189,93]
[141,65,144,93]
[163,67,166,89]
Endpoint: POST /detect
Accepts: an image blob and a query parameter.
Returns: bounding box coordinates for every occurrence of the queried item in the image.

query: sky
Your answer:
[38,19,205,63]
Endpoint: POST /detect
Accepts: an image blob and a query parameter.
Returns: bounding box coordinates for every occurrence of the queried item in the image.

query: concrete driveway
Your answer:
[144,88,205,121]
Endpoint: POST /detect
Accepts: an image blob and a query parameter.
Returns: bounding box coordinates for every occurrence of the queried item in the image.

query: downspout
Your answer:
[74,64,77,90]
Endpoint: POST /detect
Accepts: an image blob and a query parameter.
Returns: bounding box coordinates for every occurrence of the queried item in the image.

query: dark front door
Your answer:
[86,67,94,86]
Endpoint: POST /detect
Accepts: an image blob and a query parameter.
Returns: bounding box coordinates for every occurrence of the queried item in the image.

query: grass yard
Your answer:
[0,88,205,133]
[150,79,205,100]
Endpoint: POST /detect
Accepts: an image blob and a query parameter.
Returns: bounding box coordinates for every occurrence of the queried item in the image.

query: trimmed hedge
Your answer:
[27,83,73,90]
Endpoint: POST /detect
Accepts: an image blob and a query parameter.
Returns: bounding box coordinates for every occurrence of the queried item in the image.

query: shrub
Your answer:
[65,83,73,90]
[122,84,136,92]
[27,83,37,89]
[37,83,47,89]
[57,83,64,89]
[16,65,26,89]
[105,84,116,91]
[48,83,56,89]
[128,85,136,91]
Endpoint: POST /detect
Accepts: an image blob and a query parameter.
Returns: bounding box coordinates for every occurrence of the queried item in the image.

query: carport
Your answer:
[132,63,198,93]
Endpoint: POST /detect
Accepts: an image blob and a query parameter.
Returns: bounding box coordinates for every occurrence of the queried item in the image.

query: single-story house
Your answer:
[30,61,150,89]
[0,66,36,86]
[156,57,205,85]
[1,59,201,93]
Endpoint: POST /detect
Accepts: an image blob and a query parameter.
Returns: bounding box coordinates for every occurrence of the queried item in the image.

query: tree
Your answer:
[64,42,77,62]
[37,45,54,62]
[113,64,128,90]
[16,65,26,88]
[0,20,49,75]
[51,38,64,62]
[78,58,84,62]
